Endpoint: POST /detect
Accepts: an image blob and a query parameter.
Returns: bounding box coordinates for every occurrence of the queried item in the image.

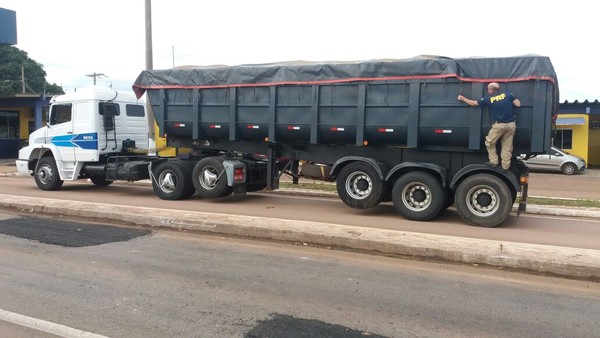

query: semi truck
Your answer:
[16,55,559,227]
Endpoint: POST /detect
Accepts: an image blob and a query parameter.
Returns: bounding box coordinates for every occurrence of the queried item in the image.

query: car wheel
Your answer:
[561,163,576,175]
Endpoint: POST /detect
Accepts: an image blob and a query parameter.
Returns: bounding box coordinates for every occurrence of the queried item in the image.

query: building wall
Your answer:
[555,113,589,163]
[589,115,600,166]
[19,107,32,140]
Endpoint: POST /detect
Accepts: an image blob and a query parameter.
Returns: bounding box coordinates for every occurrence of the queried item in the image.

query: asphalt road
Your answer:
[1,212,599,338]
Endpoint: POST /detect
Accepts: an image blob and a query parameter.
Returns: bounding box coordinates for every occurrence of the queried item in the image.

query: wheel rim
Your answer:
[465,184,499,217]
[344,171,372,200]
[199,166,220,191]
[158,170,177,194]
[401,182,431,212]
[36,164,54,185]
[563,165,575,175]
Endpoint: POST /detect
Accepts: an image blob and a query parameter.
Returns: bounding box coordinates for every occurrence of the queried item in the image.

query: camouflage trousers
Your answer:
[485,121,516,170]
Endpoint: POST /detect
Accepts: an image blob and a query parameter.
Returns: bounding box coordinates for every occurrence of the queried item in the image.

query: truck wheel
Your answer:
[90,176,113,187]
[391,172,445,221]
[336,162,385,209]
[34,157,64,191]
[454,174,512,227]
[152,161,195,200]
[192,157,233,198]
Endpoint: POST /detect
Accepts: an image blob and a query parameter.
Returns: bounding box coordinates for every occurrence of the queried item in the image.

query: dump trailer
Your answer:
[17,55,558,227]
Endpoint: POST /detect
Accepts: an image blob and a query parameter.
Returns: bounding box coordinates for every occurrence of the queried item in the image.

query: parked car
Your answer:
[520,146,586,175]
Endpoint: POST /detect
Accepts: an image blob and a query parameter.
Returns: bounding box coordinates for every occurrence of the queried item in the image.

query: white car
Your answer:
[520,146,586,175]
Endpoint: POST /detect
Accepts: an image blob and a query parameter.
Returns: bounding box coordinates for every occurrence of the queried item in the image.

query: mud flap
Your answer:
[518,178,528,216]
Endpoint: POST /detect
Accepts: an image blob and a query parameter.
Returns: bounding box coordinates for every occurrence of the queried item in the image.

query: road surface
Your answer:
[0,212,599,338]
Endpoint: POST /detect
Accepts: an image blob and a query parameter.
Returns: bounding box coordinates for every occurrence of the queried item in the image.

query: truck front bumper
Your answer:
[15,159,33,176]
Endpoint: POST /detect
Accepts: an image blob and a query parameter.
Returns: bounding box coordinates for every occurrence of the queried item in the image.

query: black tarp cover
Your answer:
[132,55,558,99]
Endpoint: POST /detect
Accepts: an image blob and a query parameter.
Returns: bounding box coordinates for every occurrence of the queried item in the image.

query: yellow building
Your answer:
[0,94,48,158]
[557,101,600,167]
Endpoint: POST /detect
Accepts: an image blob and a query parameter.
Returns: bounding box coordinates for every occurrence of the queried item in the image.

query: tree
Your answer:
[0,45,64,96]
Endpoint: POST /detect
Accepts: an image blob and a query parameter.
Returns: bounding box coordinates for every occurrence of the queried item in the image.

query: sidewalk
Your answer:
[1,158,599,280]
[0,159,16,174]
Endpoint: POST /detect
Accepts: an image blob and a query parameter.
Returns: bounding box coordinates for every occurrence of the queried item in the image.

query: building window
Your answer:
[554,129,573,149]
[0,110,19,139]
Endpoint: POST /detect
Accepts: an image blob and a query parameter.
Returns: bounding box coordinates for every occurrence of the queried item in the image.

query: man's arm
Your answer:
[512,98,521,107]
[457,95,479,107]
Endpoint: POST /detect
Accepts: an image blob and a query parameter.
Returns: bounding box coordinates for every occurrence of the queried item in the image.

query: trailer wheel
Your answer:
[192,157,233,198]
[336,162,385,209]
[152,161,195,200]
[391,172,445,221]
[455,174,512,227]
[34,157,64,191]
[90,176,113,187]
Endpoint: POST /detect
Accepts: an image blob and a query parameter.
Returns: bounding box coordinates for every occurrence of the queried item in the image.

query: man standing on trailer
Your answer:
[457,82,521,171]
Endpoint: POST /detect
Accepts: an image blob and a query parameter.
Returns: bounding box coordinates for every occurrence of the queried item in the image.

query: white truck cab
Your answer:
[16,86,148,189]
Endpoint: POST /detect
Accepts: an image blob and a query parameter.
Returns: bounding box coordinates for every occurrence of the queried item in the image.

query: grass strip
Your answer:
[279,182,336,193]
[527,197,600,208]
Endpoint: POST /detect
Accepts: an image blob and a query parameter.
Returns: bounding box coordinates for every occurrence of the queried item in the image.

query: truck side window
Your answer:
[99,102,120,116]
[50,104,72,125]
[126,104,145,117]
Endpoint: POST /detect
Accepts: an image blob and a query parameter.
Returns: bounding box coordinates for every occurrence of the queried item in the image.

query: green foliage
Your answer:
[0,45,64,96]
[528,197,600,208]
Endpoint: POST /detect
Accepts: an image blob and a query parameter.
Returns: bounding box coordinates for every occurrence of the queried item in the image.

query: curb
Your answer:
[0,194,599,280]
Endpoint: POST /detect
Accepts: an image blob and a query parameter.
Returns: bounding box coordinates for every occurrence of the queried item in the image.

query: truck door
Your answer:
[47,103,76,163]
[72,101,99,162]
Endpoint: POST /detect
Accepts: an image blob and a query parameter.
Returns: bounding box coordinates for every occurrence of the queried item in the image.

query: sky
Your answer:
[0,0,597,102]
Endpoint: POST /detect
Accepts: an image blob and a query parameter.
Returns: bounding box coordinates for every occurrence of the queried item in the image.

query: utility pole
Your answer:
[86,72,106,85]
[21,65,25,93]
[145,0,153,70]
[145,0,156,140]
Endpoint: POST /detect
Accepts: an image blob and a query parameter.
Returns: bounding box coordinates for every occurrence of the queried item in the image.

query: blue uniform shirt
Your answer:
[478,91,518,123]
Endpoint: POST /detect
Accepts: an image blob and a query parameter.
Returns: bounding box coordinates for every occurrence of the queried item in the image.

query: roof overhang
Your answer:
[556,117,586,125]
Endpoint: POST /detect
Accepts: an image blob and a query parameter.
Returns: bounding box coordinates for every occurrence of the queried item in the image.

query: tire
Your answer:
[192,157,233,198]
[34,157,64,191]
[90,175,113,187]
[151,161,195,200]
[336,162,385,209]
[561,163,576,175]
[454,174,513,227]
[391,172,445,221]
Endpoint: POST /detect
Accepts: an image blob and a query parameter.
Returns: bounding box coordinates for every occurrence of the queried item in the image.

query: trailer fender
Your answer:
[449,164,519,194]
[385,162,447,187]
[330,157,388,180]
